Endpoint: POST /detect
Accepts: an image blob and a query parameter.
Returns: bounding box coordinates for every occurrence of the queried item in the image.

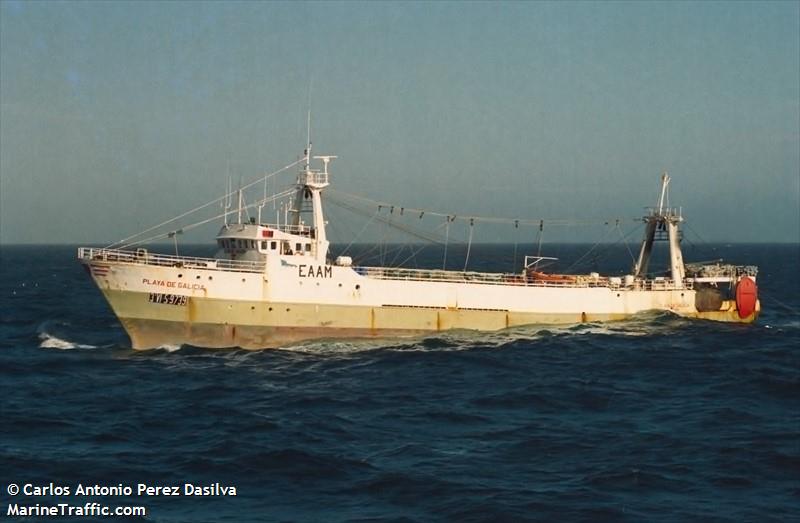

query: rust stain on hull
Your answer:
[99,290,761,350]
[691,299,760,323]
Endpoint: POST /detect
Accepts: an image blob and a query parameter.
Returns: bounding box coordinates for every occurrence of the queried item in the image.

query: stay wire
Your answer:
[463,219,474,272]
[122,188,296,248]
[395,221,450,269]
[327,188,636,229]
[563,225,618,273]
[108,157,304,249]
[759,291,800,316]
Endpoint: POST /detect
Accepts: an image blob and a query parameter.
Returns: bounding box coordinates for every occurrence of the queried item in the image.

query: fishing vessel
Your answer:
[78,144,760,349]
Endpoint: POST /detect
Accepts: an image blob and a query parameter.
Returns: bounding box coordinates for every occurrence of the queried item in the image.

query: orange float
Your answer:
[735,276,758,318]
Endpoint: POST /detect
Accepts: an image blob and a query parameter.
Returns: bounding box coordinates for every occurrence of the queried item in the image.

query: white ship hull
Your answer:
[80,249,759,350]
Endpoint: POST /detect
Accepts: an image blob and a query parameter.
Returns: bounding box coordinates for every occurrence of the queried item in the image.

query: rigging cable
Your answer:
[563,224,618,274]
[107,157,304,249]
[327,188,637,229]
[758,292,800,316]
[536,220,544,258]
[336,207,381,258]
[616,219,638,266]
[394,221,450,269]
[122,188,296,248]
[463,218,474,272]
[324,195,445,244]
[443,217,450,270]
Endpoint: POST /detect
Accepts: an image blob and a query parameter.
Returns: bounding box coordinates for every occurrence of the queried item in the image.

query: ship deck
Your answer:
[78,247,697,291]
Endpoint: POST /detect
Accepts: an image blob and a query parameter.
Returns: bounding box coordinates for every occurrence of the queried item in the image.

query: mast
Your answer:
[288,107,335,261]
[633,172,685,287]
[303,104,311,180]
[290,132,312,228]
[237,187,243,225]
[310,155,334,256]
[223,164,232,228]
[290,145,335,261]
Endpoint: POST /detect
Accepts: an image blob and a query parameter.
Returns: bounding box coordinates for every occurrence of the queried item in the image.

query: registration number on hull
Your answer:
[148,293,188,306]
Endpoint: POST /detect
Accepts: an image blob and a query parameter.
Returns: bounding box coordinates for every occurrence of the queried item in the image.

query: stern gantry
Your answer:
[633,172,685,287]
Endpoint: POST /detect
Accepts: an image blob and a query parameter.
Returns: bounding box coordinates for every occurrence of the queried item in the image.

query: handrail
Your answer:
[78,247,265,273]
[354,265,695,291]
[644,206,682,219]
[222,223,314,235]
[300,171,328,186]
[524,255,558,269]
[79,247,707,290]
[265,223,316,237]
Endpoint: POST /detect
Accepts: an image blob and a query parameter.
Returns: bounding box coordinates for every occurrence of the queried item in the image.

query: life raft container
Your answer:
[527,271,578,283]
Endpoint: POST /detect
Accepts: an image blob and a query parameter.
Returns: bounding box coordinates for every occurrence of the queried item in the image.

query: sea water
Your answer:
[1,244,798,522]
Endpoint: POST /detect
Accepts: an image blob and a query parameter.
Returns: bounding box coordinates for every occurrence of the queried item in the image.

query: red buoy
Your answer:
[735,276,758,319]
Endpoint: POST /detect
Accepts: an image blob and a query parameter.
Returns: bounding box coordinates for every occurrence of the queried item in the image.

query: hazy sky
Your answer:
[1,1,798,245]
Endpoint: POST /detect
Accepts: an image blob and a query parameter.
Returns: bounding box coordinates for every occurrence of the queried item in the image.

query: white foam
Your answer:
[770,319,800,330]
[155,344,183,352]
[38,332,96,350]
[278,339,395,355]
[272,323,659,355]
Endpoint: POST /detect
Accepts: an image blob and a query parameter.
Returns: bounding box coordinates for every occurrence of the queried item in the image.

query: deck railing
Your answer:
[78,247,266,273]
[262,223,316,237]
[299,171,328,186]
[79,247,706,291]
[354,266,695,291]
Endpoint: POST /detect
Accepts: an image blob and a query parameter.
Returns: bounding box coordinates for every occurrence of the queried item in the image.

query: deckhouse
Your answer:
[214,151,335,265]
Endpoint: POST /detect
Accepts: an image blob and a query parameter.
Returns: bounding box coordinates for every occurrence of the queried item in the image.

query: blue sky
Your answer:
[1,1,798,244]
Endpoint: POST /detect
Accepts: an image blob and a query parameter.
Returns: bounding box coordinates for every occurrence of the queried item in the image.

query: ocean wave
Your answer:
[766,317,800,330]
[37,332,97,350]
[155,343,184,353]
[35,319,106,350]
[269,314,684,356]
[112,309,762,357]
[276,338,411,356]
